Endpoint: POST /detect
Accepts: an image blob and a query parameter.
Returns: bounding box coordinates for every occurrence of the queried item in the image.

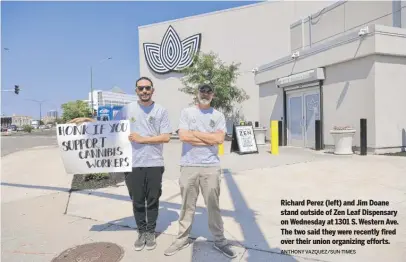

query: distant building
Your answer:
[88,86,138,110]
[31,120,40,128]
[1,117,12,128]
[12,115,32,126]
[1,115,32,127]
[43,110,58,124]
[42,116,55,124]
[47,110,58,118]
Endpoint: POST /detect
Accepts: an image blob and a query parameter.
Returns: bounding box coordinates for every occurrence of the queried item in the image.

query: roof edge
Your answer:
[138,1,273,30]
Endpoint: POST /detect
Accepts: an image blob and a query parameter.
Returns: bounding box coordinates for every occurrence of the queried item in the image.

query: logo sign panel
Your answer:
[143,25,201,74]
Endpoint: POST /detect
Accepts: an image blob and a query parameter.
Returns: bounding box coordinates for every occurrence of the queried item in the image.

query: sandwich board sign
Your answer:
[230,123,259,154]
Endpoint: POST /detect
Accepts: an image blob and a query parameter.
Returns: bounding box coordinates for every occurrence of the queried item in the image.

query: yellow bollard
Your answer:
[271,120,279,155]
[218,143,224,156]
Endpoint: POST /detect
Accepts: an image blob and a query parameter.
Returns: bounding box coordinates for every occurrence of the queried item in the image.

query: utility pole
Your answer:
[90,57,112,117]
[90,66,93,114]
[26,99,46,123]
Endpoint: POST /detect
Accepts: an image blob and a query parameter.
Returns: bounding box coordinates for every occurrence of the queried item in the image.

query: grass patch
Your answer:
[383,151,406,157]
[71,172,125,191]
[84,173,110,181]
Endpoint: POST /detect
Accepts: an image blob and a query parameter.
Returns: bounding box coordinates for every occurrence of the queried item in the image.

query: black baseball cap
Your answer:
[198,84,213,93]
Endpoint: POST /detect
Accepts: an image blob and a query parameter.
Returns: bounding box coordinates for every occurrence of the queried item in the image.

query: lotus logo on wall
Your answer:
[143,25,201,74]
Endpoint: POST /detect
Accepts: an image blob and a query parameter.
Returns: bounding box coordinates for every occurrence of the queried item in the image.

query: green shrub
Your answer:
[23,125,33,133]
[84,173,110,181]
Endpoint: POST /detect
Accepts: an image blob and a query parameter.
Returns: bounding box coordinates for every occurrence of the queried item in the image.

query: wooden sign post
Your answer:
[230,123,259,154]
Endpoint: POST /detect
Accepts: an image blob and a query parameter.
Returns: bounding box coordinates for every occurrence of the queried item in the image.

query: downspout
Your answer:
[308,15,312,48]
[302,18,305,50]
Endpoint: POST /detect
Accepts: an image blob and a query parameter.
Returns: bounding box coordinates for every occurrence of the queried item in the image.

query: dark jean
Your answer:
[125,166,164,233]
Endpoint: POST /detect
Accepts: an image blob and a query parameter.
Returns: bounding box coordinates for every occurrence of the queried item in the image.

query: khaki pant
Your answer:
[176,166,227,246]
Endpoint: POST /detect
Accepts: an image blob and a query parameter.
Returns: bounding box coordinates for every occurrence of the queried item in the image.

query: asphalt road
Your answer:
[1,129,58,157]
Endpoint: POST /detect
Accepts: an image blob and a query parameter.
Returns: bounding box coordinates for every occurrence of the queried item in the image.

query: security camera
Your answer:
[291,51,300,59]
[358,26,369,37]
[251,68,258,74]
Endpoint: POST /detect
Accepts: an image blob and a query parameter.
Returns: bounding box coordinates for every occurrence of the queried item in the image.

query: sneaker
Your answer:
[134,232,146,251]
[145,232,157,250]
[214,243,237,258]
[164,240,190,256]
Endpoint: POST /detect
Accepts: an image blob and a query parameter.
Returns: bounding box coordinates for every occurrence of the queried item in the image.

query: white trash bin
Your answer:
[253,128,267,145]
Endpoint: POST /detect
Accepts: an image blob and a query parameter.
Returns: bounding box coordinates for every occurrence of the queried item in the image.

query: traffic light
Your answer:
[14,85,20,95]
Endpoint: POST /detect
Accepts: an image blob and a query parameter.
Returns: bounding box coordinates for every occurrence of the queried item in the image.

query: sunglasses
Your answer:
[199,90,213,94]
[137,86,152,91]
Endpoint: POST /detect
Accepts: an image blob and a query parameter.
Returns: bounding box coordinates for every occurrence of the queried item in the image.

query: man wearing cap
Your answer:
[164,84,236,258]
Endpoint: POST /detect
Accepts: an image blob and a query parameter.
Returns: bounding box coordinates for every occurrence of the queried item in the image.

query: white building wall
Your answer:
[258,57,378,148]
[259,80,283,141]
[322,56,376,149]
[402,1,406,28]
[88,90,139,110]
[374,55,406,152]
[290,1,399,51]
[138,1,334,132]
[256,25,406,152]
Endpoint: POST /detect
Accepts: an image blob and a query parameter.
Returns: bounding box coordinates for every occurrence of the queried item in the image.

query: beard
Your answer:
[138,93,151,102]
[197,93,212,105]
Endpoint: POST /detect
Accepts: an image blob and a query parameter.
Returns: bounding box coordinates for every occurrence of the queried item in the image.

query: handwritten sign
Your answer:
[231,124,258,154]
[56,120,132,174]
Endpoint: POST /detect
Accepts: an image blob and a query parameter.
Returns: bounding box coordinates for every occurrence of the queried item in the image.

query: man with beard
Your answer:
[69,76,172,251]
[164,84,236,258]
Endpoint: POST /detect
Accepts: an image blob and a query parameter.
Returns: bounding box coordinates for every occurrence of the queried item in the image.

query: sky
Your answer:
[1,1,258,119]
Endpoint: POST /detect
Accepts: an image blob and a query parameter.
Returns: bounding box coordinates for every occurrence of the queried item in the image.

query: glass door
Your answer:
[287,93,304,147]
[304,91,320,149]
[287,87,321,148]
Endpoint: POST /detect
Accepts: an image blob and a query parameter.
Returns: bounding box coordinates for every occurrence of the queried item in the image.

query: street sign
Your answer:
[230,124,259,154]
[97,105,123,121]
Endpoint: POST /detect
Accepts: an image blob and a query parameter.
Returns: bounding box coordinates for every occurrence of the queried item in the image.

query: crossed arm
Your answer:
[178,129,225,146]
[129,133,170,144]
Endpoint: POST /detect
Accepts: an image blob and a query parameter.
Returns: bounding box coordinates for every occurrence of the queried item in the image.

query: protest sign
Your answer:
[230,124,259,154]
[56,120,132,174]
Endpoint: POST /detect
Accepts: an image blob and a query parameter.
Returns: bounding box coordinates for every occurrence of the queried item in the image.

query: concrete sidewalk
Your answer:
[1,145,71,203]
[2,142,406,262]
[66,155,406,262]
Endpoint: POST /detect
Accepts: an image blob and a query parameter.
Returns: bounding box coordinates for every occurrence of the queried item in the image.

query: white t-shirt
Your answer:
[114,101,171,167]
[178,106,226,167]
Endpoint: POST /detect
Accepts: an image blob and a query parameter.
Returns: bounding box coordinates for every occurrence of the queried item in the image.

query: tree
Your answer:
[179,52,249,119]
[56,118,65,124]
[61,100,92,123]
[22,125,33,133]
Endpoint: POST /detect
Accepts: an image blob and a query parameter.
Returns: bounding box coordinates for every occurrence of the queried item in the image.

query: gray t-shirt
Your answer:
[178,106,226,167]
[114,101,172,167]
